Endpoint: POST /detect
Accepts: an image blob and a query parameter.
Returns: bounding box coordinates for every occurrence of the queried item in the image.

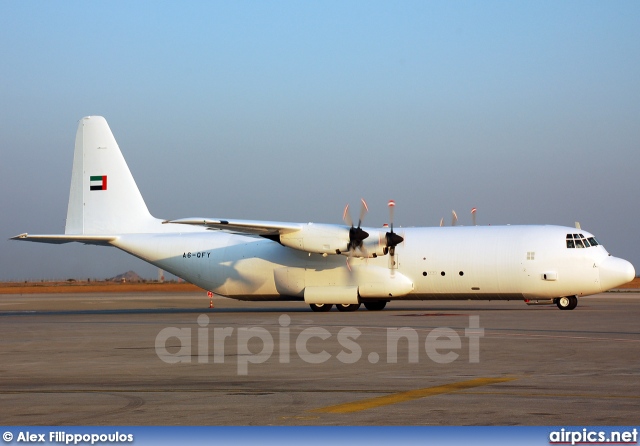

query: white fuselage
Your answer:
[111,224,628,302]
[15,117,634,309]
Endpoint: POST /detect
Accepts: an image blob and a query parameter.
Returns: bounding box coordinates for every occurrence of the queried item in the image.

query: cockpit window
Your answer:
[566,234,600,249]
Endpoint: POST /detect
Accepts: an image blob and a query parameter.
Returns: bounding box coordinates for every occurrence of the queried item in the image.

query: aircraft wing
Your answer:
[163,218,302,236]
[10,233,117,246]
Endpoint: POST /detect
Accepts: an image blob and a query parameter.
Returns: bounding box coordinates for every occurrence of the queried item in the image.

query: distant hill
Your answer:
[108,271,144,282]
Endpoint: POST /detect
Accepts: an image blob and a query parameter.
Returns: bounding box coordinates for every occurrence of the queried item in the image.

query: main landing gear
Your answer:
[336,303,361,312]
[363,301,387,311]
[309,303,332,312]
[309,303,361,312]
[556,296,578,310]
[309,301,388,312]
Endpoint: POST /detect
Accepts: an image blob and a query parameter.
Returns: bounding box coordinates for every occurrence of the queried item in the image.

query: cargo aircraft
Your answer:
[12,117,635,311]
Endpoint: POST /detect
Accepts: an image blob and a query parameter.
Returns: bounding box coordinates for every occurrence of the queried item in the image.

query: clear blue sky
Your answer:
[1,1,639,280]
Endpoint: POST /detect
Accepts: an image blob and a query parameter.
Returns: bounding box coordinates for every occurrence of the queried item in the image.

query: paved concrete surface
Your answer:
[0,293,638,425]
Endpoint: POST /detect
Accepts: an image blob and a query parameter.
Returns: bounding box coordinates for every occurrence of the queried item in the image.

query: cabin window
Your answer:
[575,239,585,248]
[588,237,599,246]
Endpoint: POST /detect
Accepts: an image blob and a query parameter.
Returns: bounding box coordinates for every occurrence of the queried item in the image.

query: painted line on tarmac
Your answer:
[487,332,640,342]
[311,376,517,414]
[461,390,640,400]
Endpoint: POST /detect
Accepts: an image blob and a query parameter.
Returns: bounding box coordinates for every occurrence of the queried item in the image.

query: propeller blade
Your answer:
[451,210,458,227]
[343,204,353,227]
[358,198,368,228]
[344,199,369,254]
[440,217,444,227]
[384,199,404,257]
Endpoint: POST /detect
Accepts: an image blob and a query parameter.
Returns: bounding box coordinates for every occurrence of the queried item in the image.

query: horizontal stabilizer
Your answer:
[11,233,116,246]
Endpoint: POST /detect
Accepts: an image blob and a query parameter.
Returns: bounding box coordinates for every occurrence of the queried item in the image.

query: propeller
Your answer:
[343,198,370,258]
[384,200,404,257]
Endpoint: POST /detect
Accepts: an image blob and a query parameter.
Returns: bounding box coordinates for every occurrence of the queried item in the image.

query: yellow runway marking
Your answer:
[312,376,517,414]
[462,391,640,400]
[280,416,320,420]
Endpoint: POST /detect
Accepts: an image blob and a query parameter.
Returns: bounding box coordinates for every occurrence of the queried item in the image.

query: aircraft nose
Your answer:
[599,257,636,291]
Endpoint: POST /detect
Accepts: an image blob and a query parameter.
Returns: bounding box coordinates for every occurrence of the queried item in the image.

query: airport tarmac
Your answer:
[0,292,638,426]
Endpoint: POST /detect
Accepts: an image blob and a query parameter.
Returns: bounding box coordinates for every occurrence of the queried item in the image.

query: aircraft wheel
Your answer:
[556,296,577,310]
[309,303,333,312]
[336,303,361,312]
[363,301,387,311]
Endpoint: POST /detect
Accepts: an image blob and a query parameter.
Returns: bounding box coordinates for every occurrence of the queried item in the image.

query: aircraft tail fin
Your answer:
[65,116,159,235]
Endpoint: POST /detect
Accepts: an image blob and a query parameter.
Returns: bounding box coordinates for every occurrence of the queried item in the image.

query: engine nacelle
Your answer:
[350,231,387,258]
[278,223,387,258]
[279,223,349,255]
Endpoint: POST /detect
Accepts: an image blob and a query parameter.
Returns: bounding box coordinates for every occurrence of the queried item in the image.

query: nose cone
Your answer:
[599,257,636,291]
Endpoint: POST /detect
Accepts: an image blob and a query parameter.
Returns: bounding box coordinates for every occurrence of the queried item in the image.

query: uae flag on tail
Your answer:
[90,175,107,191]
